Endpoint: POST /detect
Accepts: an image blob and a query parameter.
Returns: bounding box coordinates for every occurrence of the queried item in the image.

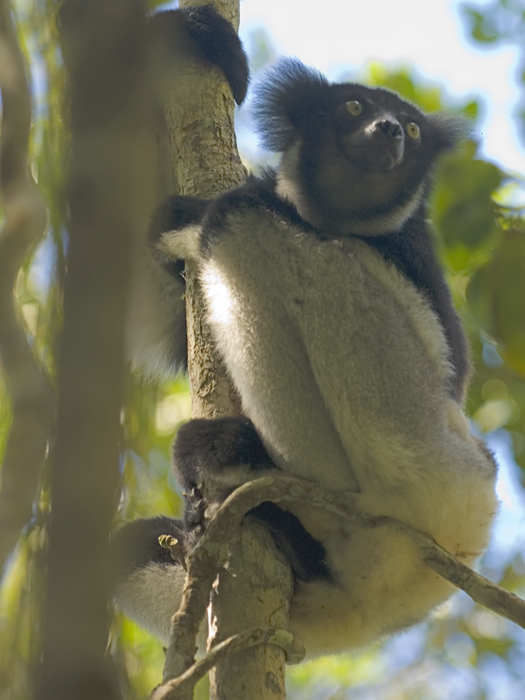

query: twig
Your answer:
[157,473,525,697]
[153,627,304,700]
[379,516,525,628]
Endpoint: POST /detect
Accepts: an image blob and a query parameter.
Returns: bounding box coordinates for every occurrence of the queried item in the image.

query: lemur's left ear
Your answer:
[426,113,471,151]
[252,57,330,152]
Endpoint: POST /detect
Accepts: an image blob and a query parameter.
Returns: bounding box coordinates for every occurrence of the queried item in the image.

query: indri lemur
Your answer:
[113,5,497,658]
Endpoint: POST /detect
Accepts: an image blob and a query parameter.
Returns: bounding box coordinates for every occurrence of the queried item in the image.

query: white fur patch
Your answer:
[157,225,202,261]
[115,563,186,645]
[202,265,235,326]
[195,204,498,656]
[124,193,498,658]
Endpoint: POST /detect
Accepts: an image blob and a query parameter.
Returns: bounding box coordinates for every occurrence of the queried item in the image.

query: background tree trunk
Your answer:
[36,2,157,698]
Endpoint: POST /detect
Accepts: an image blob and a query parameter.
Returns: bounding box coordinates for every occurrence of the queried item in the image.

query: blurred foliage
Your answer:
[462,0,525,46]
[366,62,481,118]
[462,0,525,143]
[1,1,525,700]
[460,0,525,476]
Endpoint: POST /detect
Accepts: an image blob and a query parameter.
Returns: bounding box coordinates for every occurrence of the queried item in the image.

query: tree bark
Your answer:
[157,2,293,698]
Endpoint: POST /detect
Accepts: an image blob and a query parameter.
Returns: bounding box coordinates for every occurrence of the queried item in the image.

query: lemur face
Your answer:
[256,60,467,235]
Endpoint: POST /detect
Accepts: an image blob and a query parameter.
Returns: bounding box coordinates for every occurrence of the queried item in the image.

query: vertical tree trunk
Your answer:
[158,2,293,697]
[36,2,157,698]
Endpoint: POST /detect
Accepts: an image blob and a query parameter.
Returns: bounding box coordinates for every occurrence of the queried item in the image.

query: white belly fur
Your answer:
[198,213,497,656]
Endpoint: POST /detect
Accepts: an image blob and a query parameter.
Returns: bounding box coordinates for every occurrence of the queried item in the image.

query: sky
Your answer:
[237,0,524,176]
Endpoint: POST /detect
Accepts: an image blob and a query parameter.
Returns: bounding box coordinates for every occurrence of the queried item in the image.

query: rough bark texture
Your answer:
[157,2,293,698]
[208,526,293,699]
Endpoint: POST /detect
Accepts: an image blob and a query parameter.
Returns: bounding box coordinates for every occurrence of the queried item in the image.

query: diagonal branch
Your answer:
[155,473,525,698]
[153,627,304,700]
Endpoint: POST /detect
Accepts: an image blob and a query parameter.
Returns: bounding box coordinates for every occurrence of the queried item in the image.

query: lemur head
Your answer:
[253,58,468,236]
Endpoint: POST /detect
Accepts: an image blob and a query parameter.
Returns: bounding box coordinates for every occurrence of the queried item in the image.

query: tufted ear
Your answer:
[252,58,329,152]
[426,112,471,152]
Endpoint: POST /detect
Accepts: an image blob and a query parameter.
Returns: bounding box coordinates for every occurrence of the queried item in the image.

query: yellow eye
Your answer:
[345,100,363,116]
[406,122,420,140]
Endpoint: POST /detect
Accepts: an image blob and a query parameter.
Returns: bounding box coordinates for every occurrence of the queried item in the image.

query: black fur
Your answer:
[253,59,466,154]
[253,59,468,235]
[115,61,494,653]
[149,195,210,248]
[199,170,317,251]
[149,194,210,278]
[151,59,469,396]
[173,416,276,488]
[148,5,249,105]
[360,219,470,399]
[249,502,331,582]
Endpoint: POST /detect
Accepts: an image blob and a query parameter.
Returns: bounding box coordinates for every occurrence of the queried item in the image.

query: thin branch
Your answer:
[153,627,304,700]
[225,476,525,629]
[155,473,525,697]
[0,0,53,573]
[380,516,525,628]
[158,474,358,689]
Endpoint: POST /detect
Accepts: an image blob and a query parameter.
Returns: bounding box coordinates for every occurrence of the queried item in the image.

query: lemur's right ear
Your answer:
[148,4,249,105]
[253,58,329,151]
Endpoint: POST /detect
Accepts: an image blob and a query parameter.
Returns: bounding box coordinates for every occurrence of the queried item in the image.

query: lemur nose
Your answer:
[377,119,403,139]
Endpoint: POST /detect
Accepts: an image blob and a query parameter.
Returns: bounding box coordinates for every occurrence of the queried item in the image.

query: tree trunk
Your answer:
[158,2,293,697]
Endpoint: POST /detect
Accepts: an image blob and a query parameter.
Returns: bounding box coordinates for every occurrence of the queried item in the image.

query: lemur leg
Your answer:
[173,416,331,582]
